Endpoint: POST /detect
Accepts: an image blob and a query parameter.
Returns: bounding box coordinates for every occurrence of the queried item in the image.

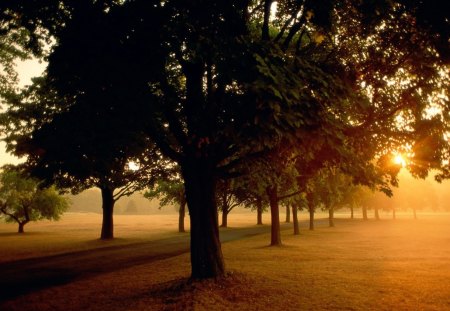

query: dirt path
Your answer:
[0,223,291,302]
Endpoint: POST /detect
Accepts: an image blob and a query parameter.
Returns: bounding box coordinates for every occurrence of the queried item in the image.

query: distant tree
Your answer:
[312,168,348,227]
[281,194,304,235]
[232,173,268,226]
[125,199,138,215]
[0,168,69,233]
[393,176,439,219]
[216,179,243,228]
[291,202,299,235]
[284,203,290,223]
[258,149,300,246]
[145,175,186,233]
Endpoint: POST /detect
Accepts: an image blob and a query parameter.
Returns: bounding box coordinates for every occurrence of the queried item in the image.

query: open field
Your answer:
[1,211,449,310]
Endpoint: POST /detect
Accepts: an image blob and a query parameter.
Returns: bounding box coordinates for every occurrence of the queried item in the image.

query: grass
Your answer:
[1,211,449,310]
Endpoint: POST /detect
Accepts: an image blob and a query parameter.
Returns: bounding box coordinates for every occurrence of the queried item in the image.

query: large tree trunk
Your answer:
[100,187,115,240]
[256,197,263,225]
[350,205,354,219]
[179,199,186,233]
[267,186,281,246]
[392,208,396,220]
[182,160,225,279]
[292,203,299,235]
[375,207,380,220]
[328,206,335,227]
[285,204,290,223]
[362,206,368,220]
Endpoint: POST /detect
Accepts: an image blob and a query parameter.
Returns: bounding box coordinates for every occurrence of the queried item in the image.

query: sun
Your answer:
[127,161,140,171]
[393,154,406,167]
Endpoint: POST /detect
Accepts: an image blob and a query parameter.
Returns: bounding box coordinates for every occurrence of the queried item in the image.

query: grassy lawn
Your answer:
[1,212,449,310]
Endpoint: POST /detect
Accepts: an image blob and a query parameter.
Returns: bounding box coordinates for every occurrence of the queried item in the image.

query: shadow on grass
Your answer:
[0,235,191,303]
[0,225,275,303]
[0,231,50,237]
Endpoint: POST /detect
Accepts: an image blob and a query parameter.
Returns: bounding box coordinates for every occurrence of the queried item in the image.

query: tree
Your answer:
[216,179,244,228]
[2,0,448,279]
[144,175,187,233]
[0,168,69,233]
[2,25,168,240]
[315,168,351,227]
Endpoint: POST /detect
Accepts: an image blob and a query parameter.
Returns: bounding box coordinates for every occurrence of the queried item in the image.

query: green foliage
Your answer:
[0,27,30,100]
[0,168,69,231]
[144,177,185,210]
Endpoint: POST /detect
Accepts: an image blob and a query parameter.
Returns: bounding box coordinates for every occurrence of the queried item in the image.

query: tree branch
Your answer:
[262,0,273,40]
[278,190,302,201]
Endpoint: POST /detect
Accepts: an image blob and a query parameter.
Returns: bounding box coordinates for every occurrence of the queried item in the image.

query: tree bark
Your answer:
[329,206,335,227]
[100,186,115,240]
[221,208,228,228]
[307,193,314,231]
[182,159,225,279]
[267,186,281,246]
[179,199,186,233]
[375,207,380,220]
[285,204,291,223]
[256,197,263,225]
[392,208,396,220]
[362,206,368,220]
[309,207,314,230]
[18,222,27,233]
[292,203,299,235]
[350,205,354,219]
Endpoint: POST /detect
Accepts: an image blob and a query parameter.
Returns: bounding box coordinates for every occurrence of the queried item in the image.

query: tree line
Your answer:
[0,0,449,279]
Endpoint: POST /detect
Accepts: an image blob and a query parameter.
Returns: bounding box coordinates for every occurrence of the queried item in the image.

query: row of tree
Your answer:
[0,1,449,279]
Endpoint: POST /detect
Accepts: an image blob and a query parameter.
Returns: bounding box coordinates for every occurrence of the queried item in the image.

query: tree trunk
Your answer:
[307,193,314,231]
[413,208,417,219]
[309,207,314,230]
[18,222,27,233]
[350,205,354,219]
[375,207,380,220]
[362,206,368,220]
[392,208,396,220]
[267,186,281,246]
[285,204,290,223]
[100,186,115,240]
[182,159,225,279]
[179,199,186,233]
[292,203,299,235]
[221,208,228,228]
[329,206,335,227]
[256,197,263,225]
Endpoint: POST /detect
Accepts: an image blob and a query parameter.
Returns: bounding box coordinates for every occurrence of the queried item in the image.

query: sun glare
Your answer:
[394,154,406,167]
[127,161,140,171]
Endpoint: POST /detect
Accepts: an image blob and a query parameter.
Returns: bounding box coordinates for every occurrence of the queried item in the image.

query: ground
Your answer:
[0,211,449,310]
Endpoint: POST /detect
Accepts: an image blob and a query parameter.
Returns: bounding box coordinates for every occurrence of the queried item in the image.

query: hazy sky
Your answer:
[0,58,46,166]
